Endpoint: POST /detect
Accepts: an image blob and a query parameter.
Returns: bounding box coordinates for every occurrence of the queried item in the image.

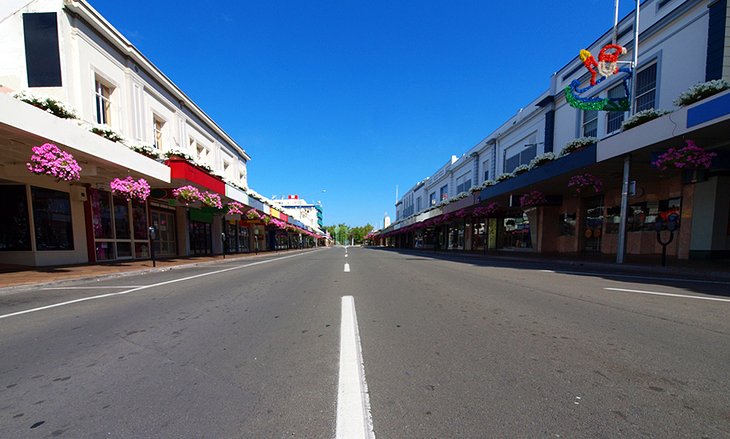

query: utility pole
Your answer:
[616,0,640,264]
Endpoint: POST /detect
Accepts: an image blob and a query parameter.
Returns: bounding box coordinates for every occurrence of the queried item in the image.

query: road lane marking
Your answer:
[41,286,143,290]
[336,296,375,439]
[344,263,351,273]
[0,251,317,321]
[345,254,348,258]
[604,287,730,302]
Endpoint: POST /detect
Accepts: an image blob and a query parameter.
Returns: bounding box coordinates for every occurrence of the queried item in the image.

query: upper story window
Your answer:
[635,63,657,112]
[504,143,537,174]
[429,192,437,206]
[152,116,164,149]
[483,160,490,181]
[456,173,471,194]
[606,85,625,134]
[582,109,598,137]
[439,185,448,200]
[416,196,422,212]
[95,77,113,125]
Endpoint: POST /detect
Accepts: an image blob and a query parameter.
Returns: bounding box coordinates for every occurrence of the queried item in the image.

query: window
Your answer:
[0,185,31,250]
[23,13,62,87]
[416,196,422,212]
[31,186,73,250]
[439,185,448,200]
[504,143,537,173]
[635,63,657,112]
[192,139,210,165]
[153,117,164,149]
[456,173,472,194]
[482,160,490,181]
[606,85,626,133]
[95,77,113,125]
[582,109,598,137]
[429,192,437,206]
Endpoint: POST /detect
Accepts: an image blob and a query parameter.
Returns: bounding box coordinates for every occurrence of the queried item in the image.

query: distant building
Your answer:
[271,195,323,232]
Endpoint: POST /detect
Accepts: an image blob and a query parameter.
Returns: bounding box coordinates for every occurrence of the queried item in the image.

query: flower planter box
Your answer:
[480,144,597,200]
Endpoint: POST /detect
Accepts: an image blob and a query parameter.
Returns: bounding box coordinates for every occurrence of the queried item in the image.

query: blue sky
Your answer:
[94,1,637,228]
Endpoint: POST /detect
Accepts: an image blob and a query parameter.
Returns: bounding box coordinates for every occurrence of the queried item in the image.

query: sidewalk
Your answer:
[0,249,308,290]
[373,247,730,281]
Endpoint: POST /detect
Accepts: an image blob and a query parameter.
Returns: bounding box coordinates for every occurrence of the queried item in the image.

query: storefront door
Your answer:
[190,221,212,256]
[150,209,177,257]
[582,195,604,253]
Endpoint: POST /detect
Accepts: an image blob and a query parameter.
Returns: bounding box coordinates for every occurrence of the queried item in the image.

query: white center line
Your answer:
[336,296,375,439]
[604,287,730,302]
[345,254,348,258]
[0,251,316,320]
[344,263,351,273]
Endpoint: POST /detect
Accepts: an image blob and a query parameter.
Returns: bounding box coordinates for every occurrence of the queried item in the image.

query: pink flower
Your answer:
[653,140,716,170]
[568,173,603,194]
[519,191,547,208]
[110,176,150,202]
[173,185,202,204]
[27,143,81,181]
[227,202,245,215]
[201,191,222,209]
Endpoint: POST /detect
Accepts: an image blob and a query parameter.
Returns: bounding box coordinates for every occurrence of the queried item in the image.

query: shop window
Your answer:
[605,206,621,234]
[559,212,576,236]
[132,202,148,240]
[114,195,131,239]
[31,186,73,250]
[502,213,532,249]
[0,185,31,250]
[91,189,113,238]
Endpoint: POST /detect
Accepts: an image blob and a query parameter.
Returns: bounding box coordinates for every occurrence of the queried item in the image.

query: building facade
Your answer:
[0,0,321,267]
[374,0,730,261]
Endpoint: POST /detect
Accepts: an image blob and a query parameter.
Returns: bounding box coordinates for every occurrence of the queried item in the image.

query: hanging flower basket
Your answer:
[27,143,82,181]
[246,210,262,221]
[653,140,716,171]
[201,191,222,209]
[567,173,603,194]
[227,201,245,215]
[173,185,202,205]
[110,176,151,202]
[473,202,501,217]
[519,190,547,208]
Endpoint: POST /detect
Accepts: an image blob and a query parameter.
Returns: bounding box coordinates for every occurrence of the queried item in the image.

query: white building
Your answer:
[0,0,259,266]
[383,0,730,260]
[271,195,324,233]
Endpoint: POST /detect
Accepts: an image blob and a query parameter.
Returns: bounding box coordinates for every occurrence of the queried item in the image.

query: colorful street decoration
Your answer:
[566,44,632,111]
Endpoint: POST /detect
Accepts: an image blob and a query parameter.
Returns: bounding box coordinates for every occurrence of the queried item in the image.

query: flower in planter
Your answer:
[621,109,673,131]
[559,137,597,157]
[513,164,530,175]
[27,143,82,181]
[127,144,161,160]
[90,124,125,143]
[110,176,151,202]
[528,152,556,169]
[173,185,202,205]
[14,90,77,119]
[653,140,716,170]
[227,201,245,215]
[674,79,730,107]
[164,149,195,162]
[495,173,514,182]
[567,173,603,194]
[201,191,222,209]
[519,190,547,208]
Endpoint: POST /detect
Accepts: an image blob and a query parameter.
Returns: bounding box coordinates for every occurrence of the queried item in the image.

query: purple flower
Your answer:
[519,191,547,208]
[653,140,716,170]
[173,185,202,204]
[27,143,81,181]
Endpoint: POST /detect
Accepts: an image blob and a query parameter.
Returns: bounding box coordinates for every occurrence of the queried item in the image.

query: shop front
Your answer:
[88,188,149,261]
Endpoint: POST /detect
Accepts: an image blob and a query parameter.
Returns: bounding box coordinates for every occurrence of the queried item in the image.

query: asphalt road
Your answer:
[0,247,728,438]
